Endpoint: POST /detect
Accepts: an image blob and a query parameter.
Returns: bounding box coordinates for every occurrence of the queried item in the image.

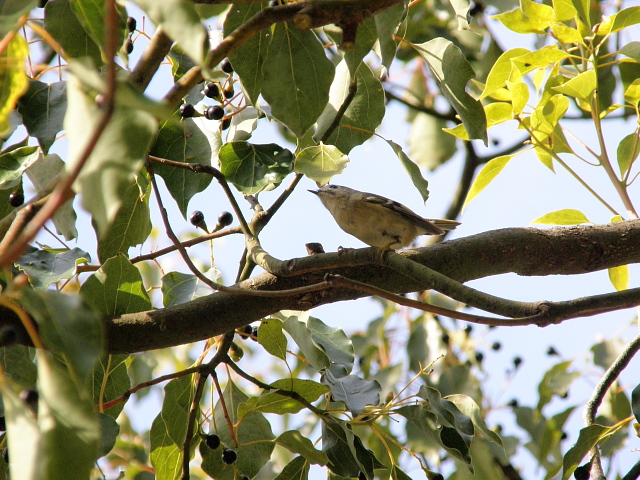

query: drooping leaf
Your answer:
[92,354,131,419]
[537,361,579,411]
[281,312,331,371]
[313,61,385,154]
[274,456,310,479]
[463,154,515,210]
[308,317,354,372]
[608,265,629,292]
[261,24,334,137]
[294,143,349,186]
[385,139,430,203]
[258,317,288,361]
[238,378,328,415]
[98,413,120,457]
[276,431,329,466]
[591,339,627,370]
[617,131,640,177]
[17,80,67,154]
[321,366,380,415]
[15,248,90,288]
[219,141,294,194]
[321,418,361,478]
[492,0,554,34]
[0,34,28,137]
[374,1,407,71]
[412,38,487,144]
[552,70,596,101]
[132,0,210,65]
[0,146,40,190]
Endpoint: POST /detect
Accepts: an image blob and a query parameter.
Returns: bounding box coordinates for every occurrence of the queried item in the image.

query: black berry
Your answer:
[204,83,220,99]
[38,0,48,7]
[205,105,225,121]
[507,399,518,408]
[217,211,233,227]
[239,325,253,339]
[469,1,486,17]
[20,389,38,411]
[463,324,473,335]
[9,192,24,207]
[221,118,231,130]
[223,85,234,99]
[491,341,501,351]
[127,17,137,32]
[547,346,559,356]
[513,356,522,368]
[440,333,449,345]
[358,472,366,480]
[125,39,134,54]
[561,431,568,440]
[190,211,205,227]
[574,465,590,480]
[475,351,484,363]
[240,476,250,480]
[222,448,237,464]
[179,103,195,118]
[205,433,221,450]
[221,59,234,74]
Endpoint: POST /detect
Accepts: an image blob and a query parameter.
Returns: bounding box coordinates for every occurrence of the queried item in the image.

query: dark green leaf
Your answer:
[274,455,311,479]
[591,338,626,370]
[261,24,334,137]
[385,139,430,203]
[320,367,380,415]
[161,271,218,307]
[321,418,360,478]
[219,142,294,194]
[374,1,407,71]
[282,313,331,371]
[537,361,579,411]
[308,317,354,372]
[276,430,329,465]
[92,354,131,419]
[258,317,288,361]
[0,145,39,190]
[98,413,120,457]
[0,0,37,37]
[239,378,328,415]
[15,247,90,288]
[17,80,67,154]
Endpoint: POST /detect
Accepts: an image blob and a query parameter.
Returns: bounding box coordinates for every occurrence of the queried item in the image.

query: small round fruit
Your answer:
[463,324,473,335]
[507,399,518,408]
[221,59,234,74]
[269,0,280,5]
[223,85,234,99]
[222,448,237,464]
[239,324,253,339]
[190,210,205,227]
[513,356,522,368]
[9,192,24,207]
[221,118,231,130]
[127,16,137,32]
[491,341,501,351]
[475,351,484,363]
[204,83,220,99]
[358,472,366,480]
[125,39,134,54]
[573,465,590,480]
[205,433,221,450]
[217,211,233,227]
[205,105,225,121]
[180,103,195,118]
[547,346,559,356]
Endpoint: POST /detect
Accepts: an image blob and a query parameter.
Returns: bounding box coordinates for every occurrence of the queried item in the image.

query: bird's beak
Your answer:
[308,189,319,195]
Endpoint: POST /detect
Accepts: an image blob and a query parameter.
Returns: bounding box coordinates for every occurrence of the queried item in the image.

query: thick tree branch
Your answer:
[87,220,640,352]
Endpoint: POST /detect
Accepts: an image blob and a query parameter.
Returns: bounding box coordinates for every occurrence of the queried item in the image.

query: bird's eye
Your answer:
[328,185,338,189]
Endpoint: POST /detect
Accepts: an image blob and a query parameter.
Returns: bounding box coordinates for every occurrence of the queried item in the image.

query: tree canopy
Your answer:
[0,0,640,479]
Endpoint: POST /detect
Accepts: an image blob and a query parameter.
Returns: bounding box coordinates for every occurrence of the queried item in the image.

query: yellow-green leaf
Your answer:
[492,0,554,34]
[608,265,629,291]
[531,209,591,225]
[553,0,577,22]
[551,23,583,44]
[294,143,349,186]
[481,48,529,99]
[463,154,515,211]
[0,34,28,136]
[552,70,596,100]
[596,6,640,35]
[511,46,571,77]
[624,79,640,106]
[506,81,529,115]
[617,131,640,177]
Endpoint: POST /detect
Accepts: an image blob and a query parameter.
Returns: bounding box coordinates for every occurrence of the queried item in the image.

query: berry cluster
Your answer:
[124,17,136,55]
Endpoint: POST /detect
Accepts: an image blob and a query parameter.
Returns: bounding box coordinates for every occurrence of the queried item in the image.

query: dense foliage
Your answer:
[0,0,639,479]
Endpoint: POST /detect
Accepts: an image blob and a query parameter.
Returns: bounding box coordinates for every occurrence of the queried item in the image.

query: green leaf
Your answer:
[329,17,377,76]
[624,79,640,107]
[281,312,331,371]
[132,0,209,65]
[463,154,514,210]
[0,345,37,392]
[80,254,152,316]
[97,174,152,262]
[150,118,218,218]
[531,209,591,225]
[447,395,504,449]
[632,383,640,424]
[322,367,381,415]
[25,154,78,241]
[0,380,40,480]
[239,378,328,415]
[261,23,335,137]
[15,247,90,288]
[70,0,127,59]
[418,386,474,446]
[608,265,629,291]
[44,0,103,66]
[92,354,131,419]
[65,74,157,236]
[294,143,349,186]
[17,80,67,154]
[450,0,471,30]
[552,70,596,100]
[511,46,571,77]
[550,23,584,44]
[552,0,577,21]
[161,271,218,307]
[21,290,103,384]
[224,2,269,106]
[276,431,329,466]
[274,456,311,479]
[620,42,640,62]
[591,339,626,370]
[506,80,529,115]
[308,317,354,372]
[480,48,530,100]
[150,375,195,480]
[258,317,288,361]
[98,413,120,457]
[413,38,487,144]
[374,1,407,71]
[321,418,361,478]
[596,6,640,35]
[0,146,39,190]
[313,61,386,154]
[561,422,631,480]
[492,0,554,33]
[219,141,294,194]
[0,0,37,37]
[38,352,101,479]
[537,361,579,411]
[385,139,430,203]
[408,112,457,170]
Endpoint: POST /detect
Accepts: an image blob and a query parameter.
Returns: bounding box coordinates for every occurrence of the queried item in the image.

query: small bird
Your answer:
[309,184,460,249]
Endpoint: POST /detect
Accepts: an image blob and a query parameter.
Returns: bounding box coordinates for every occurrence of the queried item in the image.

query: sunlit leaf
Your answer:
[530,209,591,225]
[463,154,515,210]
[294,143,349,186]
